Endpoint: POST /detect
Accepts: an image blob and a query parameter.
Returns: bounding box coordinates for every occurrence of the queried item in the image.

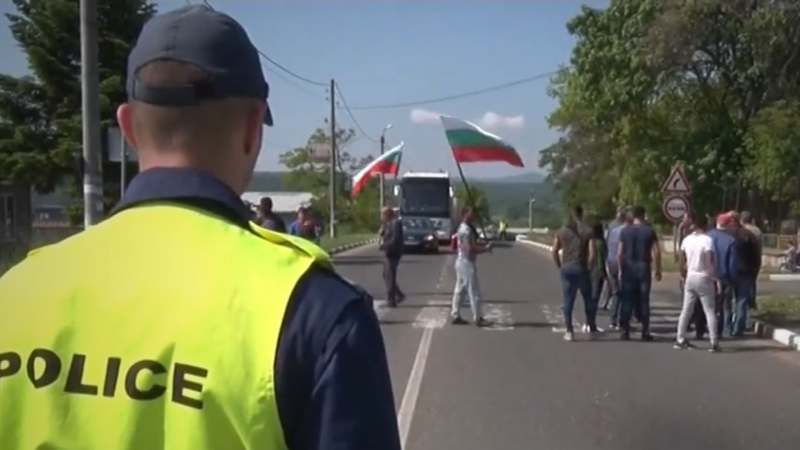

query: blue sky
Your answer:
[0,1,607,179]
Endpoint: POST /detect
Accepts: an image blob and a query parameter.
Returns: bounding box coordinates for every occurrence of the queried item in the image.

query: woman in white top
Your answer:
[675,214,721,352]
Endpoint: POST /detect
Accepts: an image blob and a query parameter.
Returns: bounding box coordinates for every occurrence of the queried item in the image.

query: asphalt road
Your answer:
[333,242,800,450]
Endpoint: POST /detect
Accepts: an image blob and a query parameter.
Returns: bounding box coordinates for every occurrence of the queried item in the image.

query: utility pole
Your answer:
[379,134,385,209]
[528,196,536,230]
[80,0,104,227]
[378,123,392,210]
[329,79,337,238]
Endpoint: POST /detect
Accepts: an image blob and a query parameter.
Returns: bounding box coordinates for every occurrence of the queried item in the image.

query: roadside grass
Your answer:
[753,295,800,329]
[318,233,375,252]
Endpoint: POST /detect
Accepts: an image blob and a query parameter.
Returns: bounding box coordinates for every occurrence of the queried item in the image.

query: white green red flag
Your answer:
[440,115,524,168]
[351,142,403,198]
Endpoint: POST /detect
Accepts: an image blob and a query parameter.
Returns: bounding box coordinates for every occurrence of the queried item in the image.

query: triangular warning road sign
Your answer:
[661,166,692,194]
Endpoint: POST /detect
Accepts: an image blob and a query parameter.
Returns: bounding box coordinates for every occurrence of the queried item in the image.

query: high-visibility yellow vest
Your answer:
[0,203,332,450]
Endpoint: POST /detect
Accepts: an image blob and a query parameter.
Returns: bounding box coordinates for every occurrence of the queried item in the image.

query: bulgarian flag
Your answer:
[440,115,524,167]
[351,142,404,198]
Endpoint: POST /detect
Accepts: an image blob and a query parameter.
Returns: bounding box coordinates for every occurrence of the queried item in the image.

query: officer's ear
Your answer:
[117,103,139,152]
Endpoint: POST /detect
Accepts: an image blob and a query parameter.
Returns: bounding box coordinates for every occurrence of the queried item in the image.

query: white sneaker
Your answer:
[563,332,575,342]
[581,324,590,333]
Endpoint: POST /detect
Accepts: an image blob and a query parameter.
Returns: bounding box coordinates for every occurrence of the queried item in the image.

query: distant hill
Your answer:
[32,170,560,226]
[480,171,546,184]
[246,171,558,222]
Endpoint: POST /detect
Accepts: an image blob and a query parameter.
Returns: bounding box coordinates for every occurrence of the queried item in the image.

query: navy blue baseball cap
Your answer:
[126,5,273,126]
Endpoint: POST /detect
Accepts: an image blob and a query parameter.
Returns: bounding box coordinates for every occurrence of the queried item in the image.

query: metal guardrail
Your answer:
[762,233,795,250]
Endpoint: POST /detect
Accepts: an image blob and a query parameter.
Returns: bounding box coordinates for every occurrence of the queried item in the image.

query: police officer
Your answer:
[0,6,400,450]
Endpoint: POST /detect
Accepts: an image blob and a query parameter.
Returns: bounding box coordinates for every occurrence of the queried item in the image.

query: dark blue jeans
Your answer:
[383,255,404,303]
[732,276,756,336]
[619,263,652,334]
[560,264,596,333]
[715,281,734,337]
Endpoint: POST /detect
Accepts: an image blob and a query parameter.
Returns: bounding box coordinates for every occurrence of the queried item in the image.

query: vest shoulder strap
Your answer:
[248,221,333,270]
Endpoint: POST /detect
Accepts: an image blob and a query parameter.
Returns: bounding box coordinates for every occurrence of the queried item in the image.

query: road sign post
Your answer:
[661,165,692,222]
[661,165,692,195]
[663,195,690,222]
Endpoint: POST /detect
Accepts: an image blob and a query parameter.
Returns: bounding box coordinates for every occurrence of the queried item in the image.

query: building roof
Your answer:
[241,191,314,213]
[401,171,450,178]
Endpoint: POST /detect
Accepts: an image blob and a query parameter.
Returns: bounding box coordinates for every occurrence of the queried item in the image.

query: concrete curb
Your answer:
[751,320,800,351]
[515,237,800,351]
[514,237,800,281]
[328,238,378,255]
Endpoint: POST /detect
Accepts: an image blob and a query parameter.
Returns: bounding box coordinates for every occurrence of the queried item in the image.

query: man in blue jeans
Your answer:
[605,207,632,329]
[730,212,761,336]
[551,205,597,341]
[617,205,662,341]
[707,212,738,337]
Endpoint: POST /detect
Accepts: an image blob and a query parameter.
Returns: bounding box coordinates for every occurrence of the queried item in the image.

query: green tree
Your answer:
[455,184,489,221]
[743,101,800,216]
[279,127,380,231]
[0,0,156,222]
[543,0,800,225]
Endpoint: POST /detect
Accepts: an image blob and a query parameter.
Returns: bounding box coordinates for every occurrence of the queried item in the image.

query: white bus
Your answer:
[393,171,458,244]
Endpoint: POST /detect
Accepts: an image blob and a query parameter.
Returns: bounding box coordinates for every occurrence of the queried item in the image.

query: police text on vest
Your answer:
[0,350,208,410]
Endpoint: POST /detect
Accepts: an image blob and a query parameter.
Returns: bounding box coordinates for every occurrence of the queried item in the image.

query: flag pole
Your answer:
[453,161,489,241]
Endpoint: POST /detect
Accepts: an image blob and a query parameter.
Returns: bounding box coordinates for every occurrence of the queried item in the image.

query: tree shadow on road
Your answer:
[379,319,415,325]
[512,321,553,328]
[719,342,792,353]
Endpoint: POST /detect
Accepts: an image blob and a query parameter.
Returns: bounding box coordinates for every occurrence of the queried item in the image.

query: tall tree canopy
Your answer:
[280,127,382,231]
[542,0,800,226]
[0,0,155,216]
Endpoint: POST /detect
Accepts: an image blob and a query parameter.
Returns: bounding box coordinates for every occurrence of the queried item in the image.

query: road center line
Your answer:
[397,325,434,450]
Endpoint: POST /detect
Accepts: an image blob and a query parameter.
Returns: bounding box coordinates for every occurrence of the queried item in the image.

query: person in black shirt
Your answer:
[551,206,597,342]
[257,196,287,233]
[731,215,760,336]
[380,207,406,307]
[616,205,662,341]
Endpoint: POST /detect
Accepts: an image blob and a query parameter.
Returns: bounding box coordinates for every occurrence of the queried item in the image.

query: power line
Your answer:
[335,81,377,142]
[263,64,326,101]
[203,0,327,87]
[348,70,559,111]
[257,49,328,87]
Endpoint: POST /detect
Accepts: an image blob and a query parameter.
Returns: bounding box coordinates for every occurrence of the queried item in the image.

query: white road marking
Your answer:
[412,304,448,329]
[541,305,589,333]
[397,326,434,449]
[483,302,514,330]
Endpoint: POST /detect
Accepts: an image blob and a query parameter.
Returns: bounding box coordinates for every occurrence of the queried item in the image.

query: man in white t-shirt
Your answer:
[675,214,721,352]
[450,206,491,327]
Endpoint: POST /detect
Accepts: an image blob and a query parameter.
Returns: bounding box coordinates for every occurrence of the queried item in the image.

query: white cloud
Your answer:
[477,112,525,130]
[409,108,442,125]
[409,108,525,130]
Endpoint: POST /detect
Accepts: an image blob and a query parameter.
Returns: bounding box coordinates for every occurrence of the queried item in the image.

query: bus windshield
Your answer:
[400,178,450,218]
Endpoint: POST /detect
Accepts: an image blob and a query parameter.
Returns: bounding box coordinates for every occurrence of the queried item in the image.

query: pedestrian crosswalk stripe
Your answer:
[483,303,514,331]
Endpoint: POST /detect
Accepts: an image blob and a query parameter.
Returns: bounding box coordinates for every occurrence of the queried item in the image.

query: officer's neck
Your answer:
[138,152,244,195]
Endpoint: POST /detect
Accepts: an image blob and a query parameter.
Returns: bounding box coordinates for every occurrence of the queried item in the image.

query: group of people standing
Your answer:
[254,196,321,243]
[673,210,762,352]
[550,203,763,352]
[552,205,661,342]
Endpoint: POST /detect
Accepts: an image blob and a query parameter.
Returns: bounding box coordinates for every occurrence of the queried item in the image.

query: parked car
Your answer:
[402,217,439,253]
[478,224,498,241]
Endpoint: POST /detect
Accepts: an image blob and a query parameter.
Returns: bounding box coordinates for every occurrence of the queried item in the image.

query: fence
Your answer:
[762,233,796,251]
